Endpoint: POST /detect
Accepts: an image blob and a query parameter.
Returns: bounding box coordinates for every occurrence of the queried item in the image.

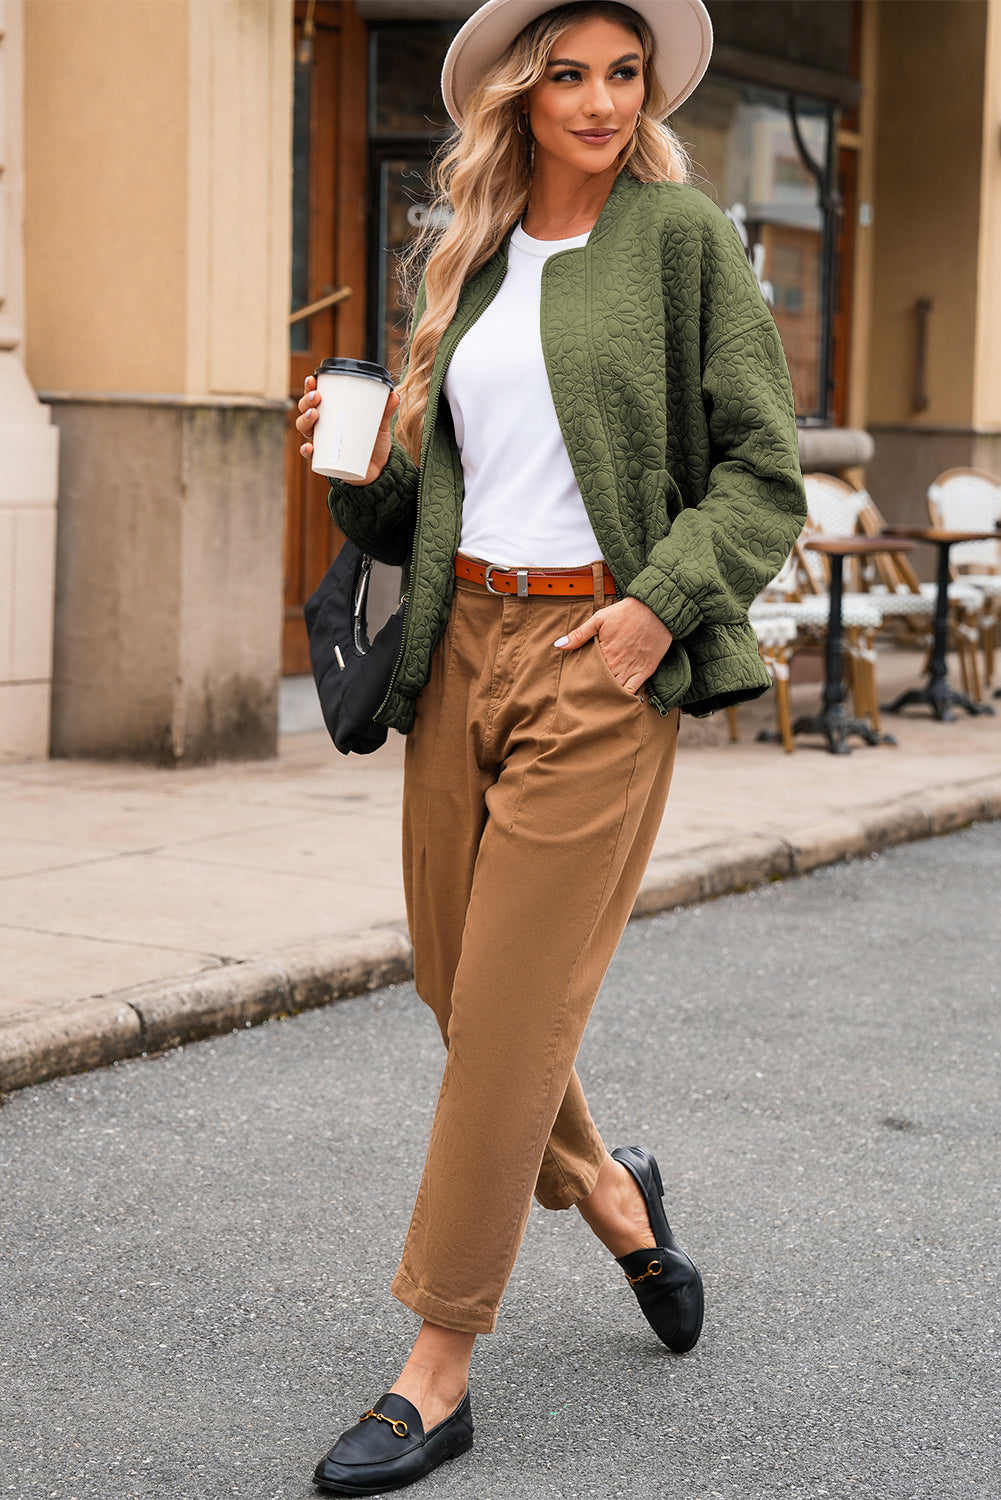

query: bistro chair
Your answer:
[726,612,798,752]
[927,468,1001,687]
[802,472,870,587]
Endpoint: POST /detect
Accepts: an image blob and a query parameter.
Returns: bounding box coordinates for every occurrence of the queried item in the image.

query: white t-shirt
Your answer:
[445,222,603,568]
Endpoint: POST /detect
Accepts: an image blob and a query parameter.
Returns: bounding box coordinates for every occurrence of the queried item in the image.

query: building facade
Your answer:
[2,0,999,763]
[1,0,59,760]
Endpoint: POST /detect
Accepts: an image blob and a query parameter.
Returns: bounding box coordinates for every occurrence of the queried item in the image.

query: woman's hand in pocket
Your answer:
[554,597,673,694]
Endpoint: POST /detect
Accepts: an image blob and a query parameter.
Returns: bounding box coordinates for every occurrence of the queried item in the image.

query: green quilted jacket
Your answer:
[328,170,806,728]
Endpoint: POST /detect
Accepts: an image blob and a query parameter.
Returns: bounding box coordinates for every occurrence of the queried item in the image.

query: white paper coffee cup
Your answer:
[311,358,394,482]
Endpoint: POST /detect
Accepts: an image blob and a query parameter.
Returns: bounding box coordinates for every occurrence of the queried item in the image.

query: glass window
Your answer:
[370,24,454,138]
[367,23,457,369]
[374,156,438,378]
[675,78,834,419]
[708,0,855,78]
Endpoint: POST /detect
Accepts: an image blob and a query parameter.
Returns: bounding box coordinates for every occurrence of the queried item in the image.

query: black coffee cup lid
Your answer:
[315,357,394,388]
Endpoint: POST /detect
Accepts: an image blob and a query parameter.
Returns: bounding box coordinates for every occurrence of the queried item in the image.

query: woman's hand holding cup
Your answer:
[356,385,400,484]
[295,375,322,454]
[296,367,399,488]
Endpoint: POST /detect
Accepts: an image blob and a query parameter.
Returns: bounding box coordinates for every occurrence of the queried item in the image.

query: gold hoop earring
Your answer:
[516,113,527,136]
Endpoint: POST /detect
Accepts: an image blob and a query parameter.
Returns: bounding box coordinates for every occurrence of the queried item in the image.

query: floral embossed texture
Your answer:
[328,172,806,731]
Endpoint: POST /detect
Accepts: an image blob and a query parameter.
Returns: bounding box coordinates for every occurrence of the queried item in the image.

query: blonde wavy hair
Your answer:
[393,0,692,462]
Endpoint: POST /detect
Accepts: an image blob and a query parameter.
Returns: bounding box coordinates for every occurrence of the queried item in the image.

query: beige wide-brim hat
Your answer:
[441,0,713,127]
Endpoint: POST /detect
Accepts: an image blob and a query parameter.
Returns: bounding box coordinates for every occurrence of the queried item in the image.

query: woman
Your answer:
[296,0,805,1491]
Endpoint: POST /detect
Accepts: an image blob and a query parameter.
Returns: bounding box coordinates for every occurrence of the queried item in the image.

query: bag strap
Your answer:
[352,554,374,655]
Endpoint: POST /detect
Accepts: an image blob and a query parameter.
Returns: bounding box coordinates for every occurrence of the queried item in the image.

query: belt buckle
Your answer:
[484,564,529,598]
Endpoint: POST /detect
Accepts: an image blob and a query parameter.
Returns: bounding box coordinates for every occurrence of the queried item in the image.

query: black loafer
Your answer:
[612,1145,704,1354]
[313,1389,473,1495]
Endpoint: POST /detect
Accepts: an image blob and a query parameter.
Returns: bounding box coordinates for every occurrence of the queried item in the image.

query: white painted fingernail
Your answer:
[554,636,570,648]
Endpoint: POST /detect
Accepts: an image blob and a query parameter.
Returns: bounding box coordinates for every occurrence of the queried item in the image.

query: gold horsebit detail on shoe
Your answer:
[624,1259,663,1285]
[359,1409,409,1438]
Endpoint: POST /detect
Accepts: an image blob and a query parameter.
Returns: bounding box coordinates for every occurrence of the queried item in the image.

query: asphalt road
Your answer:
[2,823,999,1500]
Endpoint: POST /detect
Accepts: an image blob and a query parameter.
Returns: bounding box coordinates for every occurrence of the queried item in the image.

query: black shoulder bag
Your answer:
[303,542,405,756]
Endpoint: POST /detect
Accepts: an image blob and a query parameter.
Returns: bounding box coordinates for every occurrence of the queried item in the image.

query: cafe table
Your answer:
[792,536,913,755]
[880,527,998,722]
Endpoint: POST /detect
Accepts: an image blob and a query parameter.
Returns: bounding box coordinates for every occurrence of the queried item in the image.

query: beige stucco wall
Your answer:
[23,0,189,394]
[973,0,1001,429]
[1,0,60,762]
[867,0,988,430]
[862,0,1001,523]
[186,0,291,400]
[23,0,290,401]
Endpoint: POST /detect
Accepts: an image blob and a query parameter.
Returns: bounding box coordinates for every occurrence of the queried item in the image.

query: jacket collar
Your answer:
[487,167,639,276]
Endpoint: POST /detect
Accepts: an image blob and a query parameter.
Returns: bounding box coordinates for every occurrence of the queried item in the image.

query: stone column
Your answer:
[0,0,59,761]
[22,0,292,764]
[865,0,1001,524]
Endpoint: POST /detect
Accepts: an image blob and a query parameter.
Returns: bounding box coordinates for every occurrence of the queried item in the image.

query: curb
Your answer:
[633,774,1001,913]
[0,927,413,1095]
[4,775,1001,1095]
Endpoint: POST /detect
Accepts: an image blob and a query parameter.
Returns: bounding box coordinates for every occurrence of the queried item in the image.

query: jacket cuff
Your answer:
[626,563,703,641]
[327,442,416,514]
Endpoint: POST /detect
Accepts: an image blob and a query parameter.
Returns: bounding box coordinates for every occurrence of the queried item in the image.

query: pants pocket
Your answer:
[591,637,644,705]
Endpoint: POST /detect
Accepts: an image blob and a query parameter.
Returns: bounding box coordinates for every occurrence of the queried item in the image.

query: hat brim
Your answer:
[441,0,713,127]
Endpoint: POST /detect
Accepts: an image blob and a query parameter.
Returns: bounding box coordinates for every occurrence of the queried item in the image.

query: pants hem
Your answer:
[391,1268,499,1335]
[535,1143,606,1211]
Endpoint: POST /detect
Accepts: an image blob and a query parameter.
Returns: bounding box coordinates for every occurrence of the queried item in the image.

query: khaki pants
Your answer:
[392,573,680,1333]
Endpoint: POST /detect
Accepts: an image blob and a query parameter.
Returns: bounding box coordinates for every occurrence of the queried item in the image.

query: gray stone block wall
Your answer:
[48,397,286,764]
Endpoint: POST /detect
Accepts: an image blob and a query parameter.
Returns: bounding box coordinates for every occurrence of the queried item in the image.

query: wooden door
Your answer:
[283,0,368,676]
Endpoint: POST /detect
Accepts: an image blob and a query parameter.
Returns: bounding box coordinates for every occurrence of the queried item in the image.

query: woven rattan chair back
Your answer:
[927,468,1001,572]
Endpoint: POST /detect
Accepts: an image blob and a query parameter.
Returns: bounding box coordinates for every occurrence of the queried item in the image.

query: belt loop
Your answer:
[591,561,605,611]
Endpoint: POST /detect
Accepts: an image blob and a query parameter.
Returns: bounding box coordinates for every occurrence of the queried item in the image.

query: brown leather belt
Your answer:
[454,556,616,598]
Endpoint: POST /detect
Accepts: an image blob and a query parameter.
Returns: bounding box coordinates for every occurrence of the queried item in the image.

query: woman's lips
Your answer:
[571,128,617,144]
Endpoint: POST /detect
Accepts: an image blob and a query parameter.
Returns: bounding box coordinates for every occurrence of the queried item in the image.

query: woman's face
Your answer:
[523,15,646,178]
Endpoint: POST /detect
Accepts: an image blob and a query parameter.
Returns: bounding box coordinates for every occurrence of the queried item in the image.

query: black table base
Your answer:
[791,708,895,755]
[790,550,895,754]
[883,538,995,722]
[884,681,994,722]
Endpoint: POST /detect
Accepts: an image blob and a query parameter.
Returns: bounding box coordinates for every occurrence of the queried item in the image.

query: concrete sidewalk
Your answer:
[3,647,1000,1093]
